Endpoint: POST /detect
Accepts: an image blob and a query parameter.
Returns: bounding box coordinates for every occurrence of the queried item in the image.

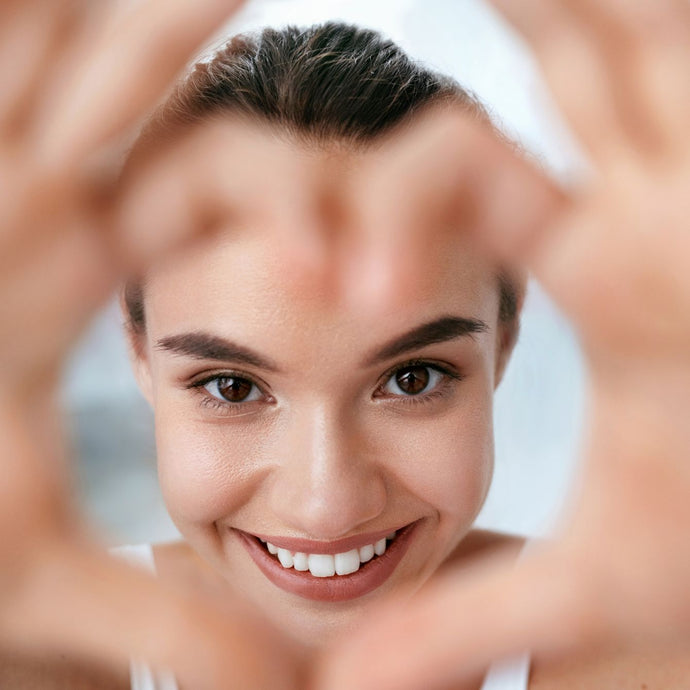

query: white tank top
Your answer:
[113,544,530,690]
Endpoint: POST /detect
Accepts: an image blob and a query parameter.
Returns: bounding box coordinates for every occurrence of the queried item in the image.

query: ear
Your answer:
[494,272,526,387]
[119,289,154,406]
[494,317,520,388]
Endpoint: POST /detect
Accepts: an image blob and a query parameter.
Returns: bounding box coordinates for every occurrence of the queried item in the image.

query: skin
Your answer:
[2,0,690,688]
[130,136,511,648]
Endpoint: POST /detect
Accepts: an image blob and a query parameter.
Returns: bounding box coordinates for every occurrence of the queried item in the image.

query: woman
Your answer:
[115,21,689,690]
[119,21,527,688]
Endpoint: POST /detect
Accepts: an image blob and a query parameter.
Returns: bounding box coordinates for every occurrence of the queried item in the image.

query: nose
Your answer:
[269,403,387,540]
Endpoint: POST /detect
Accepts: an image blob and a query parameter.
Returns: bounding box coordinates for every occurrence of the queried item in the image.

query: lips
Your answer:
[234,521,419,602]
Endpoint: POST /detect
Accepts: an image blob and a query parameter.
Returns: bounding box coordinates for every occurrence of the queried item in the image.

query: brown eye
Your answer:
[394,366,431,395]
[378,362,457,401]
[217,377,254,402]
[205,376,259,403]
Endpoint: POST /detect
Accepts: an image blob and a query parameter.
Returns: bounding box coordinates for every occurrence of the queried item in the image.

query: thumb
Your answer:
[342,108,568,318]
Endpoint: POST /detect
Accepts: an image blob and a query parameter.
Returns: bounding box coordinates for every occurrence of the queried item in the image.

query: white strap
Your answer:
[480,653,530,690]
[110,545,181,690]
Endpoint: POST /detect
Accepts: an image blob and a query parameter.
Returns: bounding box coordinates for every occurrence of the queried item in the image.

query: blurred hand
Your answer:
[317,0,690,688]
[0,1,307,688]
[5,1,690,688]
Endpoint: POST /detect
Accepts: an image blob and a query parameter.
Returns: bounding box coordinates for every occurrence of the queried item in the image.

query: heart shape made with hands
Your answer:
[3,0,690,689]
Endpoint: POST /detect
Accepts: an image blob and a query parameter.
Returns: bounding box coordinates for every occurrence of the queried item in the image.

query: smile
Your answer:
[234,521,419,602]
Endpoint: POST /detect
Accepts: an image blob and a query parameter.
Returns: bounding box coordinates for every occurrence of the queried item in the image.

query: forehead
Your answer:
[143,133,500,354]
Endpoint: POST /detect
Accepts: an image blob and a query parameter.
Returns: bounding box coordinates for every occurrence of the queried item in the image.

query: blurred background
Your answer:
[62,0,586,546]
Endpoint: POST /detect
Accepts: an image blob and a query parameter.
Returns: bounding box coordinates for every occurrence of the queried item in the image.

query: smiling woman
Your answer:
[113,20,529,689]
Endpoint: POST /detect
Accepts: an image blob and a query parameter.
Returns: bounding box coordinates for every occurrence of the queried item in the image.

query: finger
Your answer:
[0,394,69,542]
[1,224,118,387]
[558,0,690,156]
[343,109,567,316]
[2,541,303,690]
[589,0,690,152]
[340,116,471,316]
[0,0,86,137]
[117,118,331,287]
[317,547,602,690]
[489,0,635,163]
[34,0,247,168]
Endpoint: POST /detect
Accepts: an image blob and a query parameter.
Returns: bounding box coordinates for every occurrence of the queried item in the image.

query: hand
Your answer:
[317,1,690,688]
[0,2,307,688]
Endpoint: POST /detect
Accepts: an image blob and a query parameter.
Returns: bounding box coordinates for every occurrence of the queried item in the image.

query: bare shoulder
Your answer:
[530,643,690,689]
[0,651,129,690]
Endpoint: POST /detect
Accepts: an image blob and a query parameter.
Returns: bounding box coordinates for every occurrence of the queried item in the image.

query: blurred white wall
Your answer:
[64,0,585,544]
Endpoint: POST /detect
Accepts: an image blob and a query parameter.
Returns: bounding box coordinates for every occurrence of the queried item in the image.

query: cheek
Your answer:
[376,383,494,522]
[153,404,271,528]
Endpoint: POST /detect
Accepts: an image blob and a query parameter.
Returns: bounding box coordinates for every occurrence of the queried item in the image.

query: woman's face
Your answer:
[132,130,513,646]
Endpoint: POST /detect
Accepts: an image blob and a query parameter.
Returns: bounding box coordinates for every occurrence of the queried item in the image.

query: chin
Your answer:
[217,520,448,649]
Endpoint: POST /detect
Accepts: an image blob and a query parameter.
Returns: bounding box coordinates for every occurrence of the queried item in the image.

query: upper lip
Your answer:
[239,522,414,555]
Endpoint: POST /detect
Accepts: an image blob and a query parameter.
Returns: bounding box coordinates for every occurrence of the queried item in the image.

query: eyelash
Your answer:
[373,359,463,408]
[186,359,463,417]
[186,371,272,417]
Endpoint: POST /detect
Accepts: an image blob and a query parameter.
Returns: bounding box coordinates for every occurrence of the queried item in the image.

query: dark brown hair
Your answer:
[125,22,519,333]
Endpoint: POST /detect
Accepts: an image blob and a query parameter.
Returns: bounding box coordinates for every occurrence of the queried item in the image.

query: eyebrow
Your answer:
[156,315,488,372]
[155,332,280,372]
[363,316,489,366]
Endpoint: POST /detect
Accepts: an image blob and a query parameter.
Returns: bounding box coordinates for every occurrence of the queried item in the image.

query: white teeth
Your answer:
[293,552,309,571]
[308,554,336,578]
[359,544,375,563]
[335,549,361,576]
[264,530,399,575]
[277,548,294,568]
